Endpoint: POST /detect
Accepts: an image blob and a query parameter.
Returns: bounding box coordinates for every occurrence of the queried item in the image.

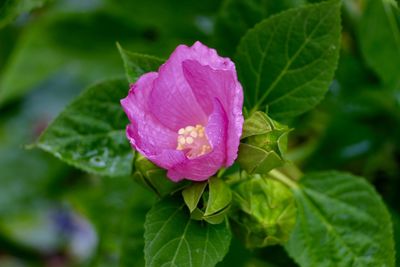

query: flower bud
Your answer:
[230,174,296,248]
[237,112,290,175]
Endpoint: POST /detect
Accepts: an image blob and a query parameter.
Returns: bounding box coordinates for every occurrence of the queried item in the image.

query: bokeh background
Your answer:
[0,0,399,266]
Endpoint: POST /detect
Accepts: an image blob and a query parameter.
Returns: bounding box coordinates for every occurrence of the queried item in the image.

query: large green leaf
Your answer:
[144,197,232,267]
[117,43,164,84]
[359,0,400,89]
[235,0,341,120]
[0,0,48,29]
[285,171,395,267]
[37,79,132,177]
[214,0,307,56]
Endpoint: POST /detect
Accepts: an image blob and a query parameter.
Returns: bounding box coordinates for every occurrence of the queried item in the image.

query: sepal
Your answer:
[182,176,232,224]
[238,111,290,174]
[133,154,188,197]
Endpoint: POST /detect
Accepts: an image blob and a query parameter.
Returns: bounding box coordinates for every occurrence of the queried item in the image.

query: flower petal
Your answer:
[167,99,227,181]
[182,59,244,166]
[121,72,177,156]
[148,149,186,170]
[189,41,236,71]
[149,46,208,131]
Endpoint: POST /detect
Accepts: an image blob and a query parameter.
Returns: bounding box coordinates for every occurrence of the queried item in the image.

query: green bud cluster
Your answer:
[230,174,296,248]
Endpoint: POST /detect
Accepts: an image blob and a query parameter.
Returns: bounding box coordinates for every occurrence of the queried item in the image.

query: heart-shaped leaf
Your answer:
[285,171,395,267]
[144,197,232,267]
[236,0,341,120]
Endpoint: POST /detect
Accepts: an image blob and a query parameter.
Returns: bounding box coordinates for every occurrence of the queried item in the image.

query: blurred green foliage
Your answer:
[0,0,399,266]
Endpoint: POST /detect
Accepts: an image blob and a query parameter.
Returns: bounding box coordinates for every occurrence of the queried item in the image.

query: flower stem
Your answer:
[269,169,299,189]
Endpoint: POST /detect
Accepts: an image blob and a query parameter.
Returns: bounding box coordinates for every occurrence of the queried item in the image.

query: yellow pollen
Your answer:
[185,126,194,132]
[178,136,186,144]
[176,124,212,158]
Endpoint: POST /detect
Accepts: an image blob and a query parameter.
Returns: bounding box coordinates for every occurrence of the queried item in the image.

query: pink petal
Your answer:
[148,149,186,170]
[149,46,208,131]
[182,59,243,166]
[190,41,236,71]
[121,72,177,156]
[167,99,227,181]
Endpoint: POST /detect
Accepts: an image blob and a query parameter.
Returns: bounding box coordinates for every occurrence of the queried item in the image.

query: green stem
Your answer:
[269,169,299,189]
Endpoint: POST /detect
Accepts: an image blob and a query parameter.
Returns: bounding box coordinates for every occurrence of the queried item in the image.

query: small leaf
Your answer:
[236,0,341,119]
[359,0,400,89]
[203,208,230,225]
[117,43,164,83]
[144,197,232,267]
[182,182,208,212]
[205,177,232,217]
[241,111,274,139]
[37,79,132,177]
[285,171,395,267]
[238,144,283,174]
[190,208,206,221]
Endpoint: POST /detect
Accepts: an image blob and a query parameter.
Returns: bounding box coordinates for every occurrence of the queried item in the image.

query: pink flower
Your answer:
[121,41,244,182]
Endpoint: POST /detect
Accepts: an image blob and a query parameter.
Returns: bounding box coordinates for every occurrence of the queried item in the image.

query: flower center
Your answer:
[176,124,212,159]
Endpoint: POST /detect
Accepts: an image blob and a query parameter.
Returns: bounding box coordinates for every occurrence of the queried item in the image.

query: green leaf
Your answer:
[144,197,232,267]
[235,0,341,120]
[117,43,164,84]
[0,0,48,29]
[181,178,232,225]
[359,0,400,89]
[238,144,283,174]
[214,0,307,56]
[37,79,133,177]
[285,171,395,267]
[241,111,273,139]
[205,177,232,216]
[182,182,207,212]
